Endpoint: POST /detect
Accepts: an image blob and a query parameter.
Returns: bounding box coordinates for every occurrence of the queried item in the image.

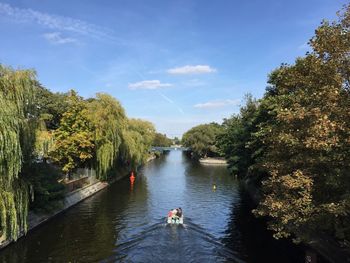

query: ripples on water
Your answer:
[108,219,242,263]
[0,151,303,263]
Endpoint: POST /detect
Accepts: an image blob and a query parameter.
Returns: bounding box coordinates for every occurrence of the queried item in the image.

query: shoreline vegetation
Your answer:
[0,64,173,249]
[182,5,350,262]
[0,155,158,250]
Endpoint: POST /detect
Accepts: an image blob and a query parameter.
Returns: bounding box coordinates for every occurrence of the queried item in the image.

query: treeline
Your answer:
[0,66,159,241]
[182,123,222,158]
[184,5,350,251]
[153,133,173,147]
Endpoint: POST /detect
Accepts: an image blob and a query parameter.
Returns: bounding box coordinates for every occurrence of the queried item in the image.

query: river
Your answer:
[0,150,304,262]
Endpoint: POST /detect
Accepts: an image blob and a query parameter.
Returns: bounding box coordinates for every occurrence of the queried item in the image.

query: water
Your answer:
[0,150,304,262]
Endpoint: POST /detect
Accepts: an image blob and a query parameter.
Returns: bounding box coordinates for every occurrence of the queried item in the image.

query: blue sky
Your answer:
[0,0,347,137]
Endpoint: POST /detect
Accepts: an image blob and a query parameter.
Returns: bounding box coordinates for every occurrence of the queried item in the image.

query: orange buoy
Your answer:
[130,171,135,183]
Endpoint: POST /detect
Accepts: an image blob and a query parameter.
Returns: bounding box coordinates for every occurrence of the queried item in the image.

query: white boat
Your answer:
[167,215,184,224]
[167,209,184,224]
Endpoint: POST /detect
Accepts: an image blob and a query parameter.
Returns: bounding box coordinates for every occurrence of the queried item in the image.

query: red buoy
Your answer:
[130,171,135,183]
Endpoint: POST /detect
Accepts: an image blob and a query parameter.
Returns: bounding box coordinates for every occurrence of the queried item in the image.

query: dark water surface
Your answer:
[0,150,304,262]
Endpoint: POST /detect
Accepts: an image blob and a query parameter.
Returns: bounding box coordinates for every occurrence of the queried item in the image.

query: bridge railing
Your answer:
[151,146,189,152]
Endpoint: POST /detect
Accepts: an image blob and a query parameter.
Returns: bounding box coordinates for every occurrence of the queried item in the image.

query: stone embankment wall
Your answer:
[0,155,156,250]
[0,181,109,249]
[0,168,130,249]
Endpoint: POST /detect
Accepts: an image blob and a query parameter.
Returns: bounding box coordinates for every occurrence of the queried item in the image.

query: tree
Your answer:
[34,86,68,162]
[0,64,160,242]
[49,91,95,177]
[0,65,38,240]
[86,93,127,180]
[128,118,156,148]
[254,5,350,244]
[119,119,155,168]
[217,94,267,178]
[34,86,70,130]
[182,123,222,158]
[152,133,172,147]
[173,137,181,145]
[27,163,65,213]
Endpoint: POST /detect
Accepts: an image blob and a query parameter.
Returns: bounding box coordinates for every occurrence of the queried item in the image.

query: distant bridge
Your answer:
[151,146,189,152]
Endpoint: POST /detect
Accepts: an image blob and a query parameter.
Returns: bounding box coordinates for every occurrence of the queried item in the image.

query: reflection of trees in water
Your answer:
[0,150,310,262]
[0,175,150,262]
[182,150,305,262]
[56,176,150,261]
[183,157,239,192]
[146,152,169,171]
[222,188,305,263]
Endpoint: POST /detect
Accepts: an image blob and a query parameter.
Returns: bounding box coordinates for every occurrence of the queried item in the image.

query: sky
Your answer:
[0,0,347,138]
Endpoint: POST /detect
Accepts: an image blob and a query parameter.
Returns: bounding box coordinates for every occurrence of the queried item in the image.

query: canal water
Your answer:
[0,150,304,262]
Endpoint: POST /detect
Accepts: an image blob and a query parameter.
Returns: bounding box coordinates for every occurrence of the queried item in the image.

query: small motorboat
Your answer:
[167,208,184,224]
[167,215,184,224]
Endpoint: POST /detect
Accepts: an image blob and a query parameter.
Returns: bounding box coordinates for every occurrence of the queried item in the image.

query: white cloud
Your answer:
[167,65,216,75]
[43,32,77,44]
[194,99,240,109]
[128,80,172,90]
[0,3,113,40]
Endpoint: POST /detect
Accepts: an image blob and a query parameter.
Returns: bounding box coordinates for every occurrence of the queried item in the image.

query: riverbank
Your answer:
[0,180,110,250]
[199,157,228,165]
[147,154,157,162]
[0,156,157,250]
[0,155,157,250]
[240,177,350,263]
[0,182,109,249]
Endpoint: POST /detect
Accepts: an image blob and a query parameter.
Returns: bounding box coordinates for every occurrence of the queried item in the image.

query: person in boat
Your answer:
[168,208,178,222]
[176,207,182,218]
[172,208,178,218]
[168,209,175,218]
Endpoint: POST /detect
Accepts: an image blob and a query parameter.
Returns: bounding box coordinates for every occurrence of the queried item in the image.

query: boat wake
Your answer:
[104,217,244,263]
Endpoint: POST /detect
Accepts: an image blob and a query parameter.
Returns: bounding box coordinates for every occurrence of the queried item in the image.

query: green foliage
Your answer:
[49,90,95,175]
[173,136,181,145]
[35,129,54,161]
[128,118,156,148]
[86,93,127,180]
[182,123,222,158]
[152,133,172,147]
[253,6,350,244]
[0,65,38,240]
[34,86,69,130]
[120,119,155,167]
[27,163,65,213]
[0,65,159,243]
[153,151,161,158]
[120,129,143,167]
[217,94,267,178]
[47,91,156,178]
[201,4,350,249]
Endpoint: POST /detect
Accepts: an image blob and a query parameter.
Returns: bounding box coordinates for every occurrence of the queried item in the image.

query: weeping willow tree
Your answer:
[87,93,127,180]
[35,119,54,162]
[0,65,37,240]
[119,119,155,168]
[120,129,144,168]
